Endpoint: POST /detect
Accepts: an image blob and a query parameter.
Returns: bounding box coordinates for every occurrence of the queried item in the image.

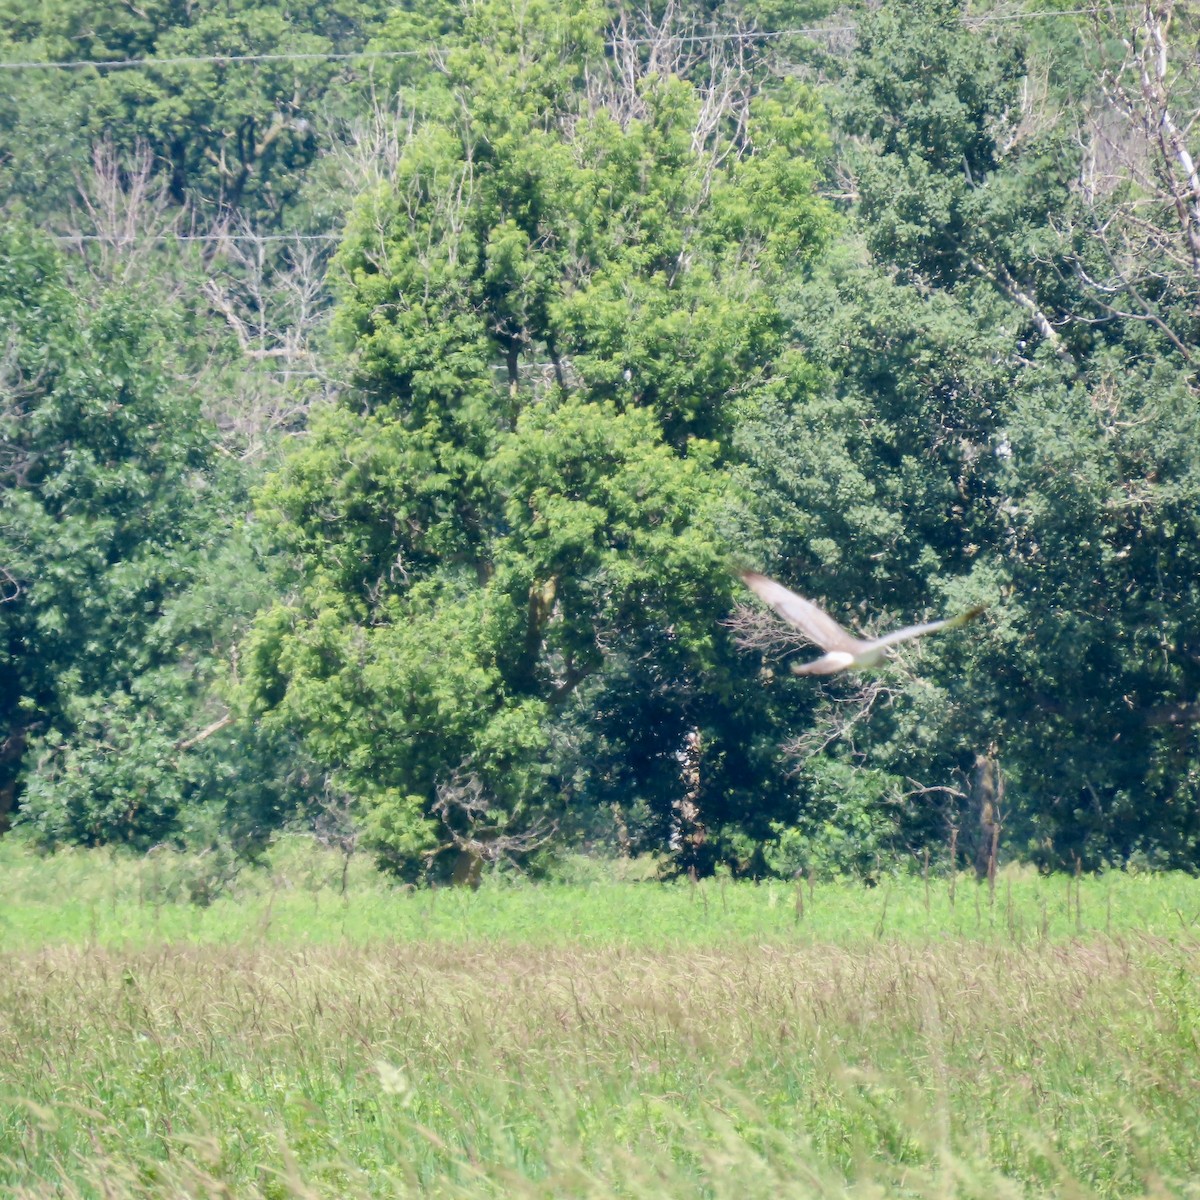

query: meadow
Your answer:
[2,839,1199,1198]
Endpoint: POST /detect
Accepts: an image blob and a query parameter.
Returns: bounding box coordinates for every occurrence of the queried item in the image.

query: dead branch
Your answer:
[0,565,20,603]
[588,2,757,160]
[203,214,329,368]
[723,600,812,660]
[319,83,416,195]
[174,712,233,752]
[429,769,558,867]
[1073,0,1200,345]
[781,676,898,765]
[69,138,194,290]
[970,257,1073,360]
[903,779,969,802]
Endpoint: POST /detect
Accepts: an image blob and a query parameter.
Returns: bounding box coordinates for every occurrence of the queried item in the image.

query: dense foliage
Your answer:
[2,0,1198,876]
[0,229,302,849]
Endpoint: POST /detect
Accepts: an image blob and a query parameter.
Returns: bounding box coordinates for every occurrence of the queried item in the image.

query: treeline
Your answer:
[2,0,1198,879]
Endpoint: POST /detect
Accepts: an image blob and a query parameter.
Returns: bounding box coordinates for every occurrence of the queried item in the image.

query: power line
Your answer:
[0,10,1126,73]
[618,26,854,45]
[49,232,341,243]
[967,5,1130,21]
[0,48,425,72]
[0,30,845,73]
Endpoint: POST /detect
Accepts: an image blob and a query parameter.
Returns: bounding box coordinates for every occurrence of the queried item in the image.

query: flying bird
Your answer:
[740,572,985,676]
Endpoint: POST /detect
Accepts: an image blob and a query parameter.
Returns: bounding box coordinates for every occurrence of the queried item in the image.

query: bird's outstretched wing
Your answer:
[791,653,859,676]
[740,572,866,654]
[866,605,986,652]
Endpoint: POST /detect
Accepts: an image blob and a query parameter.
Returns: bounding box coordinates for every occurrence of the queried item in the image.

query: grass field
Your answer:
[2,839,1199,1198]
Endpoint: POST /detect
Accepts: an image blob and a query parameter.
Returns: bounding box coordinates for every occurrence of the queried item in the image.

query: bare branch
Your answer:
[722,600,812,660]
[430,769,558,868]
[174,712,233,752]
[781,677,898,764]
[0,565,20,603]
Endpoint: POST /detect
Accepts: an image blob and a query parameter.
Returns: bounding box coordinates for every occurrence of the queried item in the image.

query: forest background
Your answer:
[2,0,1199,883]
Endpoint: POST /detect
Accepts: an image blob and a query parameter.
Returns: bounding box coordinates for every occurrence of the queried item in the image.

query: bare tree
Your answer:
[312,777,362,896]
[586,0,757,228]
[318,83,416,196]
[198,216,341,456]
[64,137,337,457]
[1070,0,1200,358]
[204,226,327,366]
[429,769,558,886]
[67,138,193,289]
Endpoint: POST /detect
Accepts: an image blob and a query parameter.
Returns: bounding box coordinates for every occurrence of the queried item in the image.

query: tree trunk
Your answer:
[0,728,27,834]
[670,729,707,871]
[451,850,483,889]
[971,753,1003,881]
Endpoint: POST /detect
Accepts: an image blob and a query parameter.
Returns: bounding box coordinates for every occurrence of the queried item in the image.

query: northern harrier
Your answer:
[741,572,985,676]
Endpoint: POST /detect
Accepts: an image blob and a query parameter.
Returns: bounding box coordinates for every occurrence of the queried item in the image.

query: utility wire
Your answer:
[0,10,1130,73]
[50,232,342,242]
[0,48,425,71]
[0,31,843,72]
[33,2,1137,250]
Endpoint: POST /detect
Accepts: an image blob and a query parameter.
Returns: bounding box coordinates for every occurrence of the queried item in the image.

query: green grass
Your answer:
[2,839,1200,1198]
[2,837,1199,951]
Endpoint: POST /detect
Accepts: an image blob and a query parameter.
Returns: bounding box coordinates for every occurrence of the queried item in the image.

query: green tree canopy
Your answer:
[0,0,389,227]
[757,0,1200,870]
[248,0,835,874]
[0,224,290,847]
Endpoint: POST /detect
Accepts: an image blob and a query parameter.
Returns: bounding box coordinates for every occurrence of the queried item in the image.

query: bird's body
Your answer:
[740,572,984,675]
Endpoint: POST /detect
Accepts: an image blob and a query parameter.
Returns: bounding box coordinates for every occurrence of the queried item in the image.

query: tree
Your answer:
[247,0,834,876]
[757,0,1200,870]
[0,0,388,228]
[0,224,291,847]
[1069,0,1200,363]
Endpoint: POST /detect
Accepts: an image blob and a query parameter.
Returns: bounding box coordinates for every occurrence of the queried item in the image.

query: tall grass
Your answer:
[2,841,1199,1197]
